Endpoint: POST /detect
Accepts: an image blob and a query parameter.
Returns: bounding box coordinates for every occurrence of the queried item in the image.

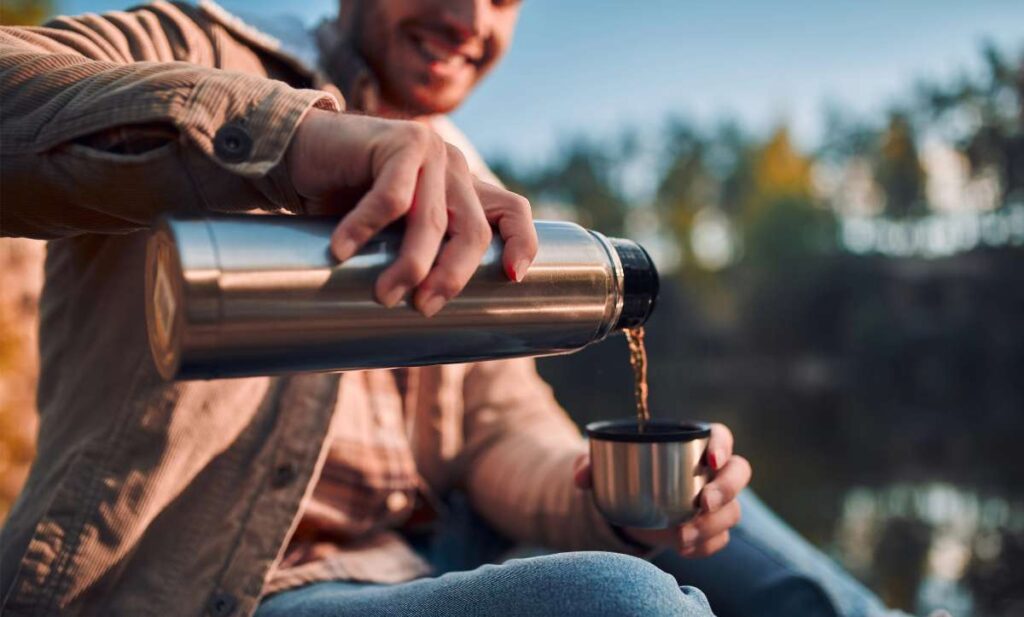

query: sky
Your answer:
[63,1,1024,166]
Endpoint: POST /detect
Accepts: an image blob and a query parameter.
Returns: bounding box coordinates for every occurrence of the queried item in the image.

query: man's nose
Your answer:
[443,0,489,40]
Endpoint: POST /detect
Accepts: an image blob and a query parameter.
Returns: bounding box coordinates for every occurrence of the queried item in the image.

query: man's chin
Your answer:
[391,84,470,117]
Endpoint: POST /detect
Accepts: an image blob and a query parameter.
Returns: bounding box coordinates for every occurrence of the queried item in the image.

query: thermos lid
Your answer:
[607,238,659,330]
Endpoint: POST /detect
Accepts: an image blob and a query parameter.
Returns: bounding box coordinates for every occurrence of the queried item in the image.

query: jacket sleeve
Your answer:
[0,2,339,239]
[457,358,647,555]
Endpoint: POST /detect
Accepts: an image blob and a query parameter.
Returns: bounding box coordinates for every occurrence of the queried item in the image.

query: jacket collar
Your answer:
[313,18,382,114]
[197,0,380,113]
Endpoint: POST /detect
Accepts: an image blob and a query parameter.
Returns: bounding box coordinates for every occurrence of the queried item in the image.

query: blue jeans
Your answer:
[257,492,896,617]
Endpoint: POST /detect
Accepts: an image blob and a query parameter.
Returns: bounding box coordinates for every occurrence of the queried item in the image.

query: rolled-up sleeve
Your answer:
[0,3,339,239]
[457,358,646,556]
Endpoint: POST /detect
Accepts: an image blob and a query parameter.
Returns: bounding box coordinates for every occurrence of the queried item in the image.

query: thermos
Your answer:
[146,215,659,380]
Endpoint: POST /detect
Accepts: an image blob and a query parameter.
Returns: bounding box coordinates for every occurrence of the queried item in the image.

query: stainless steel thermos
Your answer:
[145,215,659,380]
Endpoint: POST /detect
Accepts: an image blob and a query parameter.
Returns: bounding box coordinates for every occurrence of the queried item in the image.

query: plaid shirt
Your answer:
[267,368,432,590]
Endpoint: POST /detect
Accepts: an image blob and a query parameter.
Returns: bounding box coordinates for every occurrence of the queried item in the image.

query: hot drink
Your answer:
[583,319,712,529]
[625,326,650,429]
[585,419,711,528]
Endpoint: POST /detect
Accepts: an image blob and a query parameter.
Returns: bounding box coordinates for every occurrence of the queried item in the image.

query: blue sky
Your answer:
[64,1,1023,165]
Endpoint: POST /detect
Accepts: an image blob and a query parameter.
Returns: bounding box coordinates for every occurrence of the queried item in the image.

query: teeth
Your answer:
[416,35,468,67]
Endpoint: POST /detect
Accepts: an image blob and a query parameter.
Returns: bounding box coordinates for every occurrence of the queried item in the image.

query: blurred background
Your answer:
[1,1,1022,615]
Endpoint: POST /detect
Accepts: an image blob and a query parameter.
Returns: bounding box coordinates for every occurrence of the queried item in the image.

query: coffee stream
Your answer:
[625,326,650,430]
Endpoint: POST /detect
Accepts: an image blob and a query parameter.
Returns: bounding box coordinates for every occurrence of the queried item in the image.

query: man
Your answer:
[0,1,898,616]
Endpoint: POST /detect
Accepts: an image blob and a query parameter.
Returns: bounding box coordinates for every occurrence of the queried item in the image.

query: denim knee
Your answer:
[544,552,713,617]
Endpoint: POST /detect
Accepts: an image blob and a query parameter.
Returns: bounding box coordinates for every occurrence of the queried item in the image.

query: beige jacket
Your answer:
[0,3,635,616]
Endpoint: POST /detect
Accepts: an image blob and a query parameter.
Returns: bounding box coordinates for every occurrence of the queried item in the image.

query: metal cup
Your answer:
[585,419,711,529]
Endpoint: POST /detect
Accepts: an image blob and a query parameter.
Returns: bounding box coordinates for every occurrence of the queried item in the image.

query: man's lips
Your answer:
[406,27,483,73]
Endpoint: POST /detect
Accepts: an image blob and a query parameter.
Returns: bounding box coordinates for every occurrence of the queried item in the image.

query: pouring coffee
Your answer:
[586,325,712,528]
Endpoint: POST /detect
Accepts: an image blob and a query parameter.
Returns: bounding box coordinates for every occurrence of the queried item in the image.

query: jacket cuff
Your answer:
[180,74,338,213]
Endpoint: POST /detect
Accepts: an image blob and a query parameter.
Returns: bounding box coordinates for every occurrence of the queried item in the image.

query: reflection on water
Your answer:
[835,483,1024,616]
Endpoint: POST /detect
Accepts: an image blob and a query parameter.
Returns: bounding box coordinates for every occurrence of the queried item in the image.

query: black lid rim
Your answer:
[608,238,659,330]
[585,419,711,443]
[638,242,659,321]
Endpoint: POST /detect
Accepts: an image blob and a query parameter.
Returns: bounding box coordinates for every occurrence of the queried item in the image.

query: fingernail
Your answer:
[707,451,718,470]
[332,236,357,262]
[681,525,699,547]
[703,487,721,512]
[513,259,531,282]
[418,292,446,318]
[380,284,409,308]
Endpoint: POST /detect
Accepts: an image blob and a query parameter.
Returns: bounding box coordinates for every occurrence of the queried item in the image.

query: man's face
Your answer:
[348,0,522,116]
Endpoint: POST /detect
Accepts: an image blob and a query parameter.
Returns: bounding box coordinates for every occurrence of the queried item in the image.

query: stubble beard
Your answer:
[349,2,470,120]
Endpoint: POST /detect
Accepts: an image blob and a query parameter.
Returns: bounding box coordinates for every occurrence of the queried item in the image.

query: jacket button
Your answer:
[207,591,237,617]
[271,462,298,489]
[213,123,253,163]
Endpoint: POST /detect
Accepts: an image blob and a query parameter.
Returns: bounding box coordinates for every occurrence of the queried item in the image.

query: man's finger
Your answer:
[681,531,731,559]
[412,164,492,317]
[475,179,538,282]
[707,422,734,471]
[678,499,741,550]
[331,147,422,263]
[701,454,751,513]
[572,454,593,490]
[376,152,448,308]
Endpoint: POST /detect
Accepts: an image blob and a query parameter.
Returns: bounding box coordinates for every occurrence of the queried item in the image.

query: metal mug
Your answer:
[585,419,711,529]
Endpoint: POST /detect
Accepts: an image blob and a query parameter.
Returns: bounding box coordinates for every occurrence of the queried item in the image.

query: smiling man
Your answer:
[1,1,905,616]
[346,0,514,116]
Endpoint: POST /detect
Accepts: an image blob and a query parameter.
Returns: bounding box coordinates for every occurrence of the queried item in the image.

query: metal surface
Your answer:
[588,424,710,529]
[146,215,656,380]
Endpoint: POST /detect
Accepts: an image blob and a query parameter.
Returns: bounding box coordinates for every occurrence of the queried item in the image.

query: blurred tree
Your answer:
[750,126,815,206]
[818,105,880,163]
[0,0,53,521]
[873,517,933,611]
[917,42,1024,205]
[965,528,1024,617]
[736,125,841,352]
[0,240,44,521]
[655,119,756,253]
[491,135,634,236]
[488,157,540,198]
[537,138,630,235]
[874,111,927,217]
[655,119,712,261]
[712,121,756,219]
[0,0,53,25]
[655,119,753,327]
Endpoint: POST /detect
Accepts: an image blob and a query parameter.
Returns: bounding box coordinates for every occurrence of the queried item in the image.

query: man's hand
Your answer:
[574,423,752,557]
[286,108,538,316]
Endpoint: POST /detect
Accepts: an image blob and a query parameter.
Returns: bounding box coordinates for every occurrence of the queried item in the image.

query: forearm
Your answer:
[466,429,644,554]
[458,359,644,555]
[0,19,338,238]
